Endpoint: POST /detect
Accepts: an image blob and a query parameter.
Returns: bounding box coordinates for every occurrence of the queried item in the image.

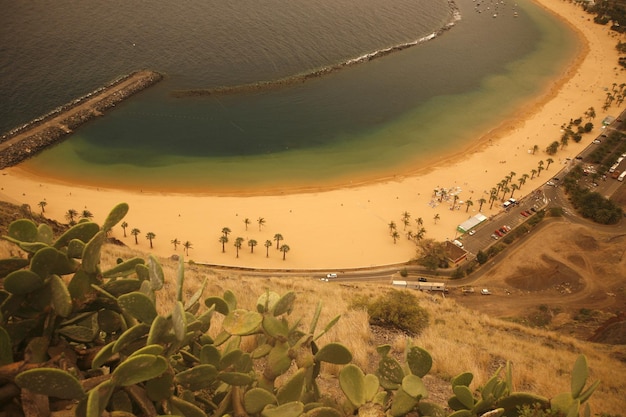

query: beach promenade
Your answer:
[0,70,162,169]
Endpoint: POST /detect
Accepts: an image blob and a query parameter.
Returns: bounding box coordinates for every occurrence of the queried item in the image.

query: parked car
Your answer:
[520,211,529,217]
[491,234,499,240]
[494,230,502,237]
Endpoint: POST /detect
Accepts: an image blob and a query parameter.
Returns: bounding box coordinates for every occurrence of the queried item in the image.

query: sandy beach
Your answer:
[1,0,623,270]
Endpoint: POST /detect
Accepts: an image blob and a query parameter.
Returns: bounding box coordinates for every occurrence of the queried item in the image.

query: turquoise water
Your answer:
[7,0,578,191]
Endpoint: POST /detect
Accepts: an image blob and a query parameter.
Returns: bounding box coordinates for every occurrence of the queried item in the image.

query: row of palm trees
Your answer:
[219,227,290,260]
[486,160,553,210]
[119,222,163,251]
[603,84,626,110]
[388,212,427,244]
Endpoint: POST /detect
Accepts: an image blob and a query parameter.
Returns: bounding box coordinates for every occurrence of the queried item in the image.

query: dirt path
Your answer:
[449,220,626,339]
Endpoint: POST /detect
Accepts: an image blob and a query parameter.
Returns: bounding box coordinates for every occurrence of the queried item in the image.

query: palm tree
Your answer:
[171,238,180,250]
[81,209,94,220]
[532,144,539,155]
[279,244,290,260]
[537,166,544,177]
[438,189,447,203]
[406,231,414,241]
[183,241,193,256]
[121,221,128,237]
[510,184,519,198]
[501,186,510,201]
[477,198,486,212]
[465,199,474,213]
[530,169,537,179]
[538,160,544,170]
[219,235,229,252]
[489,190,499,209]
[131,228,141,244]
[416,217,424,227]
[388,221,397,234]
[248,239,257,253]
[546,158,554,170]
[38,200,47,214]
[65,209,78,225]
[415,227,426,242]
[244,218,251,231]
[452,195,459,210]
[401,211,411,230]
[509,171,516,182]
[585,107,596,120]
[257,217,266,231]
[221,227,231,238]
[264,240,272,257]
[433,213,440,224]
[234,237,244,258]
[391,230,400,244]
[146,232,156,248]
[274,233,283,249]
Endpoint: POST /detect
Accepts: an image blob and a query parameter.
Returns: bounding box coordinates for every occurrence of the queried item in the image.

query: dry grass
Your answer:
[2,241,625,414]
[97,246,626,414]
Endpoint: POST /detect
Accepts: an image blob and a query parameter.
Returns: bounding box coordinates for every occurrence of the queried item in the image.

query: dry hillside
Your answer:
[1,200,625,414]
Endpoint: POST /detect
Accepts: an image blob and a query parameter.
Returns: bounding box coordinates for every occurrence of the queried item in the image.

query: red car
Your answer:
[494,230,503,237]
[520,211,529,217]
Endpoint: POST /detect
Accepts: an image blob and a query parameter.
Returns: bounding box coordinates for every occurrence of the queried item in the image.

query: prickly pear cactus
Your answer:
[0,203,601,417]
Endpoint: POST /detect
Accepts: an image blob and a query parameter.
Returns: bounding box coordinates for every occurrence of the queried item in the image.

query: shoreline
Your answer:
[1,0,624,270]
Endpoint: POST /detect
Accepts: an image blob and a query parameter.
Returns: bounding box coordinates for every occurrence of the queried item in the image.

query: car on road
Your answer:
[593,139,601,144]
[418,277,428,282]
[480,289,492,295]
[326,273,337,279]
[546,181,556,186]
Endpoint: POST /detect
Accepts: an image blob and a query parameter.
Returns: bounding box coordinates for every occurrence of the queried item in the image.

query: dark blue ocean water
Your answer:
[0,0,577,190]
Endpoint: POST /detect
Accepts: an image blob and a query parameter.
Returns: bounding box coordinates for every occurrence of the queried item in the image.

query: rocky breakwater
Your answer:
[0,70,163,169]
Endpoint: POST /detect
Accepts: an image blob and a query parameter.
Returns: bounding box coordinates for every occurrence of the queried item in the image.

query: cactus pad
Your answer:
[223,309,262,336]
[111,354,168,387]
[15,368,85,400]
[244,387,278,414]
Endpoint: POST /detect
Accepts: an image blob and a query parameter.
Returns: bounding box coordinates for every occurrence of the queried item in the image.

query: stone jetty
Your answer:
[0,70,163,169]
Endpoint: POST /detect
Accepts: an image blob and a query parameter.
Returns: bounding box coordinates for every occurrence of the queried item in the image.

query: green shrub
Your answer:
[351,289,429,336]
[476,250,488,265]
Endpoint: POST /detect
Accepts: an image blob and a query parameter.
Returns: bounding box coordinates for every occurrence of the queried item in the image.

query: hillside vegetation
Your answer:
[0,202,624,415]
